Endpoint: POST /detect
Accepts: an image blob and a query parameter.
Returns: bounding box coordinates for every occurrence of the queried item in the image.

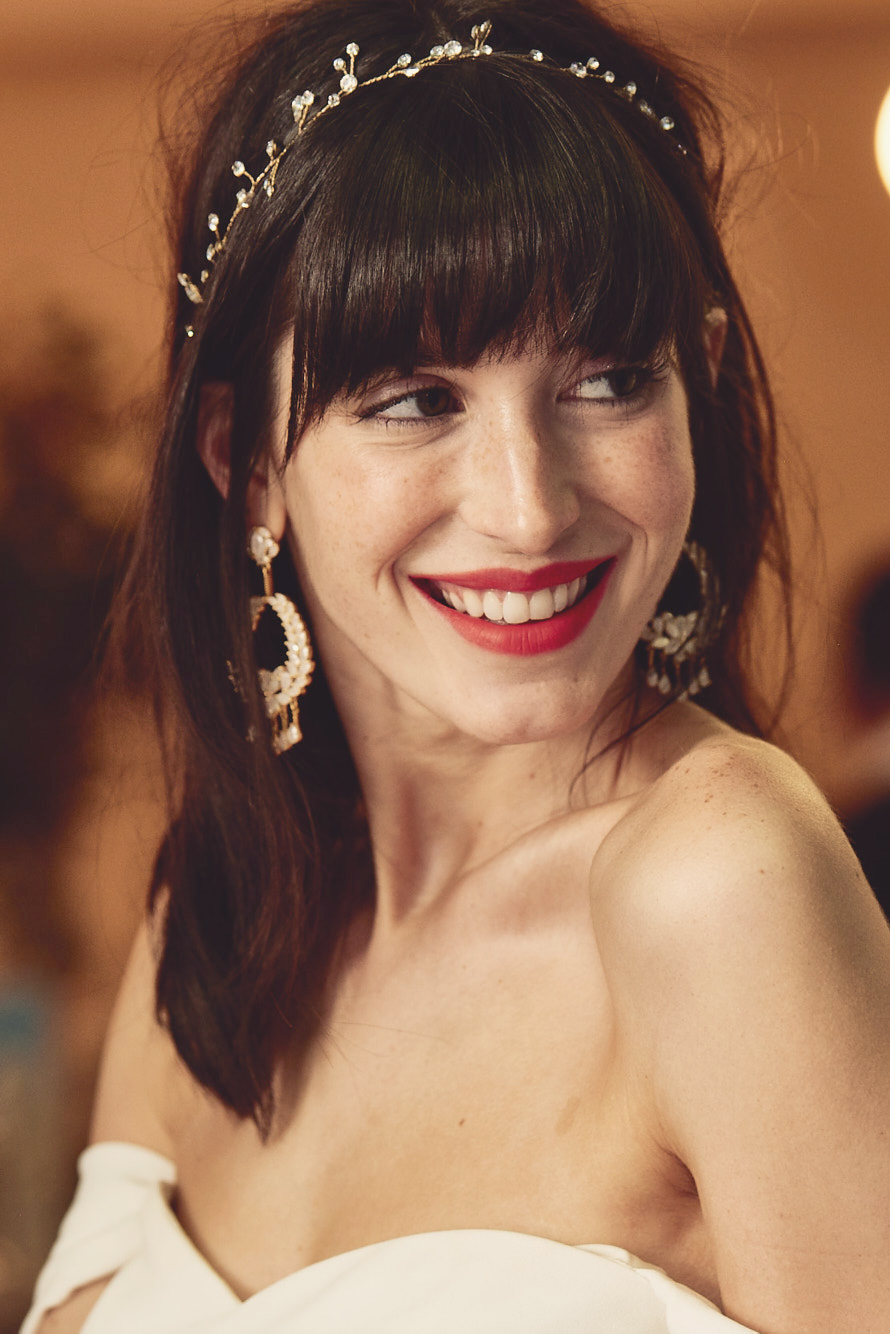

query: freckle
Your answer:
[458,1118,466,1128]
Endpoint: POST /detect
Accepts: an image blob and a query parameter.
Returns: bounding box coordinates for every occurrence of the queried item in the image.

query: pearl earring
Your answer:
[247,526,314,753]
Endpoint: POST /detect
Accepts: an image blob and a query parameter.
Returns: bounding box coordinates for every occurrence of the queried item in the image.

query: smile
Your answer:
[412,558,616,657]
[433,572,591,624]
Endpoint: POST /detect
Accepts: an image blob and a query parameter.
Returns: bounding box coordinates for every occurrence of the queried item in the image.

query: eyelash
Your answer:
[573,364,663,403]
[361,384,456,423]
[359,361,667,426]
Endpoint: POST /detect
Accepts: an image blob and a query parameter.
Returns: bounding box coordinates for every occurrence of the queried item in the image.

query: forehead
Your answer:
[272,57,705,434]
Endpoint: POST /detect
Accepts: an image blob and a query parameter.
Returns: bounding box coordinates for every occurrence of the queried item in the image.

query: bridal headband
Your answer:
[178,19,686,332]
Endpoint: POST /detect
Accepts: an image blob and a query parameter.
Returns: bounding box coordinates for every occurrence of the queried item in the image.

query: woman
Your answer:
[24,0,890,1330]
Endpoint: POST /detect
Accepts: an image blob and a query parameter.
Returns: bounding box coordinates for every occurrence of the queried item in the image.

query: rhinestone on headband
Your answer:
[178,20,686,333]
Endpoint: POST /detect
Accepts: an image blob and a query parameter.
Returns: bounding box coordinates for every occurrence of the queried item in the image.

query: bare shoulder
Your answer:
[89,910,185,1155]
[591,715,890,1064]
[593,717,883,956]
[591,713,890,1331]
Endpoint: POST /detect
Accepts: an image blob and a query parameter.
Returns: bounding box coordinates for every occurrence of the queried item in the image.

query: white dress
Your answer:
[21,1142,759,1333]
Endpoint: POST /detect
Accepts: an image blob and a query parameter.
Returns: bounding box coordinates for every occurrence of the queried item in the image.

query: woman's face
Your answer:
[278,337,695,747]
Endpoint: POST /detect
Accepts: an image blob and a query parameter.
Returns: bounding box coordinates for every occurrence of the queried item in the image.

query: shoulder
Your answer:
[89,911,192,1156]
[593,722,880,964]
[591,720,890,1329]
[590,721,890,1059]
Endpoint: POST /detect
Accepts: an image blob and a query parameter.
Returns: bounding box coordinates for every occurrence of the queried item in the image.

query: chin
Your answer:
[439,682,612,749]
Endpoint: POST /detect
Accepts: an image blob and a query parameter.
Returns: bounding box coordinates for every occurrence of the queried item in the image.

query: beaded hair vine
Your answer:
[178,19,685,333]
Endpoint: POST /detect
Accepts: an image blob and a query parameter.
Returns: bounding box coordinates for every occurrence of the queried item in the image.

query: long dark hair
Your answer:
[120,0,791,1128]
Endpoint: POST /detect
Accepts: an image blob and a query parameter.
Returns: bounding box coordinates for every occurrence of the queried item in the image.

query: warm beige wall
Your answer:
[0,57,166,401]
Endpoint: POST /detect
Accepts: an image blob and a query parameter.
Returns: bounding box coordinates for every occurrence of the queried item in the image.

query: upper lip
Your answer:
[412,558,609,593]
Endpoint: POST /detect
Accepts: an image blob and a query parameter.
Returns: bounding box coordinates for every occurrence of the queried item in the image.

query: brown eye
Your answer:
[412,387,453,417]
[374,385,456,420]
[607,367,643,397]
[574,365,650,403]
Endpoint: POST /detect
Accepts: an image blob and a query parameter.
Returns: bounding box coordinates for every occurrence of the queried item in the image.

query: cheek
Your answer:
[285,462,352,582]
[596,421,695,537]
[649,427,695,524]
[283,444,442,604]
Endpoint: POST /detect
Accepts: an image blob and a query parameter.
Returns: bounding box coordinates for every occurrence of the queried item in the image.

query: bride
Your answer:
[26,0,890,1330]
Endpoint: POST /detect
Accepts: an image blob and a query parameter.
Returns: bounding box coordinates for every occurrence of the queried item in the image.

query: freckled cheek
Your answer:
[284,457,440,609]
[593,426,694,534]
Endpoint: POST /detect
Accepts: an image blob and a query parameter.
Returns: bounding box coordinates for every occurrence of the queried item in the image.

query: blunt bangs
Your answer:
[283,55,706,437]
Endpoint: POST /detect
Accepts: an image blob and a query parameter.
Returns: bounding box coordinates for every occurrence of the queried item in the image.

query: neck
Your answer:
[329,669,640,930]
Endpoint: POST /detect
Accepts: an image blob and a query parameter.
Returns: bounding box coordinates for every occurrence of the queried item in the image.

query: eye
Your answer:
[366,384,458,422]
[573,365,652,403]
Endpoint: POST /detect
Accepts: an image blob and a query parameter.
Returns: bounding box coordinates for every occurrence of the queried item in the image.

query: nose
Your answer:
[457,418,581,554]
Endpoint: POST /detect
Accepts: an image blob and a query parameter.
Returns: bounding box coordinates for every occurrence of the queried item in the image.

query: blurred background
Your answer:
[0,0,888,1325]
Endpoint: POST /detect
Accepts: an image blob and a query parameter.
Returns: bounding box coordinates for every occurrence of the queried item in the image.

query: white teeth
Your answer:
[435,573,593,624]
[502,591,530,625]
[482,590,504,621]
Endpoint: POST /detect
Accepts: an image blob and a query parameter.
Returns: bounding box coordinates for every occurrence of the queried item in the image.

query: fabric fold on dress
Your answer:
[22,1141,759,1333]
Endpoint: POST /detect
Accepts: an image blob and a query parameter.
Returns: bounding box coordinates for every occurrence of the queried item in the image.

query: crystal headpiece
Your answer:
[178,19,685,332]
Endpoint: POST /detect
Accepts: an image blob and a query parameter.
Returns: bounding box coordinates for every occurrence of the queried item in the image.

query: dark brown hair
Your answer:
[122,0,790,1128]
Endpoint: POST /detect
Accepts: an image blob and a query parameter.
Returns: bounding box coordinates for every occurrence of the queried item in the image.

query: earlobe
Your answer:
[704,307,728,389]
[248,464,288,543]
[196,381,288,540]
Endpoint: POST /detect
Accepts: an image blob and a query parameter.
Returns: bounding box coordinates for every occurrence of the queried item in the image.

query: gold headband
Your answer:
[178,20,685,334]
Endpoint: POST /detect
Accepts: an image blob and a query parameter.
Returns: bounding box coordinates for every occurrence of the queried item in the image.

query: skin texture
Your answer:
[38,337,890,1333]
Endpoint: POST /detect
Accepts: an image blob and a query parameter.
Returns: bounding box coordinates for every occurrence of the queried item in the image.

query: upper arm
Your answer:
[29,924,171,1333]
[89,915,178,1155]
[598,740,890,1334]
[30,918,183,1333]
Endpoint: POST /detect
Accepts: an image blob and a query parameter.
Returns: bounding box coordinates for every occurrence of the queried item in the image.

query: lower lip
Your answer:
[415,560,616,657]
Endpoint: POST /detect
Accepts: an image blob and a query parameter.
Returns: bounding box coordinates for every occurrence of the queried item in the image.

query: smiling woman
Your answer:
[22,1,890,1332]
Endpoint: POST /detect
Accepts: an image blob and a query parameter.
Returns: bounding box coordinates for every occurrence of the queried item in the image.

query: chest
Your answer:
[172,915,703,1298]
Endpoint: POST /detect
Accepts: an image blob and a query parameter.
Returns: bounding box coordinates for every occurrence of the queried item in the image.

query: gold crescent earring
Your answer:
[247,526,314,753]
[639,541,722,700]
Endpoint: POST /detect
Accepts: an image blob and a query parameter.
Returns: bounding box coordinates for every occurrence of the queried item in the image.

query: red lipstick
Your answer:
[412,558,615,657]
[423,559,596,594]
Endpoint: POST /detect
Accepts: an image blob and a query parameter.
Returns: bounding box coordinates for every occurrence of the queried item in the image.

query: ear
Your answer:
[197,381,234,497]
[196,381,288,539]
[704,307,728,389]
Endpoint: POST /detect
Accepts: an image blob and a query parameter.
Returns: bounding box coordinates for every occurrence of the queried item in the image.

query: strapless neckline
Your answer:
[152,1177,681,1305]
[23,1141,761,1333]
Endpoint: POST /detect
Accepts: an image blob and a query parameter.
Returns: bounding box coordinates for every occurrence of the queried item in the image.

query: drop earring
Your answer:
[639,541,721,699]
[247,525,314,753]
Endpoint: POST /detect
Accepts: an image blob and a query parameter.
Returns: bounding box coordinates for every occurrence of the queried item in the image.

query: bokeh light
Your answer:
[876,84,890,196]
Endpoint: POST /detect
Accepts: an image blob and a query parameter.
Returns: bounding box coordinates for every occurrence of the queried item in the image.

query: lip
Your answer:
[417,559,597,594]
[411,557,616,657]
